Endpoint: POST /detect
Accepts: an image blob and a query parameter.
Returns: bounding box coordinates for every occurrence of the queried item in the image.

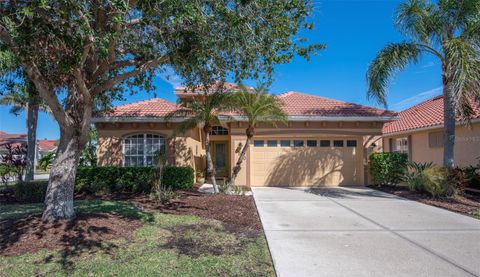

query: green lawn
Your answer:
[0,201,274,277]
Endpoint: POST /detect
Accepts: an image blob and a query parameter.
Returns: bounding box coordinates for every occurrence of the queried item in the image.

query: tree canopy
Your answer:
[1,0,324,125]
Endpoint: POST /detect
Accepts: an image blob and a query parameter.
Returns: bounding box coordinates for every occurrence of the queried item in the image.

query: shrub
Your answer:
[15,180,49,203]
[369,152,408,185]
[422,166,456,198]
[162,166,194,189]
[75,166,158,194]
[0,164,14,185]
[150,185,177,204]
[403,162,434,192]
[1,143,27,182]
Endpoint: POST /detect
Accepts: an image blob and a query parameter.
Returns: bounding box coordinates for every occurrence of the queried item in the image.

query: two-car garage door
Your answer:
[250,138,359,187]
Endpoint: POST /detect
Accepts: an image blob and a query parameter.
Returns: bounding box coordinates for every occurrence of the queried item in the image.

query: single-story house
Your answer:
[382,95,480,167]
[93,83,397,187]
[0,132,58,165]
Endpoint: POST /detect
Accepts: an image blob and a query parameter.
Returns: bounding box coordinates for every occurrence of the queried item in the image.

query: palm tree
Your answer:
[367,0,480,169]
[225,85,287,193]
[0,81,50,181]
[167,90,233,193]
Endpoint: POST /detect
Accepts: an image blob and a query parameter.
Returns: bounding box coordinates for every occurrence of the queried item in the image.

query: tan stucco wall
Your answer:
[383,122,480,167]
[228,121,383,187]
[96,120,386,187]
[96,122,205,171]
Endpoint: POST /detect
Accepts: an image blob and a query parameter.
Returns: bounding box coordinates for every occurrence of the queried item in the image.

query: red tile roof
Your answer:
[0,132,26,148]
[175,81,253,96]
[382,95,480,135]
[37,139,57,152]
[108,98,179,117]
[0,132,58,151]
[101,91,395,120]
[277,91,397,117]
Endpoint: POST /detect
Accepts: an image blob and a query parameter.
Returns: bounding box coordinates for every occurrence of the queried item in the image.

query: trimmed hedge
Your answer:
[75,166,158,194]
[15,180,48,203]
[369,152,408,185]
[12,166,195,202]
[162,166,194,189]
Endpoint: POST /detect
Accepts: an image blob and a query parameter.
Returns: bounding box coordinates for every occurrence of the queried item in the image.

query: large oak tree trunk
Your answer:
[25,95,39,182]
[226,126,254,194]
[443,84,456,169]
[204,126,219,193]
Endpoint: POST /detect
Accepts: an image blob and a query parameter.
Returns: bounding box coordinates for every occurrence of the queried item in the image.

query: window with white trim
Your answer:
[393,137,408,153]
[123,134,166,167]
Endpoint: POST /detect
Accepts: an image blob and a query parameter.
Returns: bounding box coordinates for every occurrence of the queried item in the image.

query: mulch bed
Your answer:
[0,213,141,257]
[0,188,262,257]
[370,185,480,217]
[76,190,263,231]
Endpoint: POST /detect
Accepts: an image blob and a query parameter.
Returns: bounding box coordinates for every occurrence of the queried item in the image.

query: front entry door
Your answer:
[213,142,228,177]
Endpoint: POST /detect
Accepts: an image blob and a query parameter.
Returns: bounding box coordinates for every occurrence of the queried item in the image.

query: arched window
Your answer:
[209,126,229,135]
[123,134,166,166]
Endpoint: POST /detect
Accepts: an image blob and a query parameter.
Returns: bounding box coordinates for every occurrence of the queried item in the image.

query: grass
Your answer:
[474,209,480,220]
[0,201,274,277]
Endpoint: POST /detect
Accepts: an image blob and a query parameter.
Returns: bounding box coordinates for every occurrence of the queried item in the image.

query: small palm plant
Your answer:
[225,84,287,194]
[166,90,233,193]
[367,0,480,169]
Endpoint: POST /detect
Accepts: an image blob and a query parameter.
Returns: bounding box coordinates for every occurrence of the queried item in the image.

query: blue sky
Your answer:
[0,0,443,139]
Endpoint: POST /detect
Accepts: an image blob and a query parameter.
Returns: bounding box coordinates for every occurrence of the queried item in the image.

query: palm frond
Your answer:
[443,38,480,121]
[366,43,421,107]
[396,0,437,43]
[232,85,288,128]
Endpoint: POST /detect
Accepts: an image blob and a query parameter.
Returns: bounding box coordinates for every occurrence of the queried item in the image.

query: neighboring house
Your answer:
[382,95,480,167]
[0,131,27,154]
[93,83,397,187]
[37,139,58,159]
[0,132,58,165]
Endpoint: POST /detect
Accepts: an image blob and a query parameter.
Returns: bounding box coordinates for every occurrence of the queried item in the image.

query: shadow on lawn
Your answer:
[0,212,142,271]
[161,223,259,258]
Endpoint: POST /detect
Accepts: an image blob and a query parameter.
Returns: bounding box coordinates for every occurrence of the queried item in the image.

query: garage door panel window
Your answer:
[254,140,264,147]
[346,140,357,147]
[123,134,166,167]
[267,140,278,147]
[280,140,291,147]
[333,140,344,147]
[320,140,331,147]
[293,140,304,147]
[307,140,317,147]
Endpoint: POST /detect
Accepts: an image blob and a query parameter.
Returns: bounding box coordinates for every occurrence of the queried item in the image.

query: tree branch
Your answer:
[0,25,68,126]
[23,64,69,127]
[92,55,168,95]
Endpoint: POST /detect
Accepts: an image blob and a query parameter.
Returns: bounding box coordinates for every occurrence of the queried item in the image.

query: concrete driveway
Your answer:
[252,187,480,277]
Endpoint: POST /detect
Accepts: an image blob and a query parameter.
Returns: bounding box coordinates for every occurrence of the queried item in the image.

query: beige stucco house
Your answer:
[382,95,480,167]
[93,83,397,187]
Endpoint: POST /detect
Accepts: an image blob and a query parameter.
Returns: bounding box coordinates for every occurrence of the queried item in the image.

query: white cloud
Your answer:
[155,66,184,87]
[421,61,436,69]
[391,86,442,111]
